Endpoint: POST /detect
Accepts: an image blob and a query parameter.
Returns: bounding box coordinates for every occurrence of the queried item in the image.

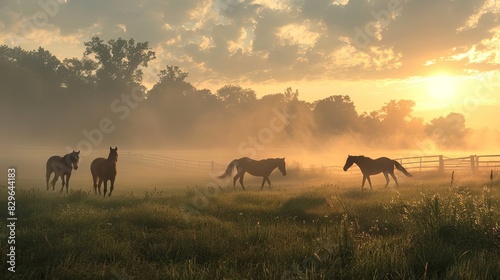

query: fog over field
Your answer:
[1,140,498,194]
[0,1,498,216]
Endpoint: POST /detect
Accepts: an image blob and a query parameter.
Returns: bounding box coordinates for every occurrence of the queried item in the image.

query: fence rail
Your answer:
[397,154,500,175]
[299,154,500,176]
[120,152,226,173]
[99,151,500,176]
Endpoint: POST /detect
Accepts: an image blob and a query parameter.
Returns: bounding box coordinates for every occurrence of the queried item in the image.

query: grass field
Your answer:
[2,177,500,279]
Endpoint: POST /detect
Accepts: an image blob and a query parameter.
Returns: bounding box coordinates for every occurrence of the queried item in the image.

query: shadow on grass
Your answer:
[278,194,326,219]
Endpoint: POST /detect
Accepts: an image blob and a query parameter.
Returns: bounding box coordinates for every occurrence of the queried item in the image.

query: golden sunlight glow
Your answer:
[427,75,457,102]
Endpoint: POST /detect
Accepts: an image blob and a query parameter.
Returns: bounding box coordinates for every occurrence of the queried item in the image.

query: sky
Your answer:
[0,0,499,129]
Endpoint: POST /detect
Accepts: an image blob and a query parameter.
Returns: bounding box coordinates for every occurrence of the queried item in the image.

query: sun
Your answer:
[427,75,457,102]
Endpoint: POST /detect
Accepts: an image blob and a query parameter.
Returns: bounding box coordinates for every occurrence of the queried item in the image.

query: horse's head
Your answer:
[109,147,118,162]
[69,150,80,170]
[278,158,287,176]
[343,155,355,171]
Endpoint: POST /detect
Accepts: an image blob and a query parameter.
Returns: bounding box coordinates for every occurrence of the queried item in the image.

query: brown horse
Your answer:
[218,157,286,190]
[343,155,412,190]
[46,151,80,193]
[90,147,118,197]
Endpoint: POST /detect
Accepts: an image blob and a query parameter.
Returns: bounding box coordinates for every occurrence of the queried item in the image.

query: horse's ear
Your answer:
[110,147,112,150]
[77,151,80,154]
[115,147,118,151]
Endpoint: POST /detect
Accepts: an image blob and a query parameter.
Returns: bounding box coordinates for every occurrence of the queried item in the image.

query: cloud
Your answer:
[0,0,498,85]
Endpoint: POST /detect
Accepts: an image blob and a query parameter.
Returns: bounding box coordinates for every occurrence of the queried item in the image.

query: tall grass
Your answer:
[1,182,499,279]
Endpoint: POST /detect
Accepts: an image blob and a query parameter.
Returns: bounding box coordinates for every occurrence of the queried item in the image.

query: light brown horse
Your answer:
[46,151,80,193]
[343,155,412,190]
[218,157,286,190]
[90,147,118,197]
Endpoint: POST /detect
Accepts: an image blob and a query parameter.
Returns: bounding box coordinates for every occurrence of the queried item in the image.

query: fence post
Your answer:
[470,155,477,175]
[438,155,444,174]
[490,170,493,190]
[476,156,479,174]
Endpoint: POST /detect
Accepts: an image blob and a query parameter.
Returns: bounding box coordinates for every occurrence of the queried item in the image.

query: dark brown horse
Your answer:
[343,155,412,190]
[46,150,80,193]
[90,147,118,197]
[218,157,286,190]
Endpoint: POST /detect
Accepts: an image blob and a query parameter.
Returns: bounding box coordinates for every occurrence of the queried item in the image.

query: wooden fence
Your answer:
[396,154,500,175]
[107,151,500,176]
[300,154,500,176]
[120,151,226,173]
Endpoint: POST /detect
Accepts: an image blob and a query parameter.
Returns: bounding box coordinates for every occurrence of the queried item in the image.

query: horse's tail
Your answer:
[45,157,52,175]
[218,159,239,179]
[394,161,412,177]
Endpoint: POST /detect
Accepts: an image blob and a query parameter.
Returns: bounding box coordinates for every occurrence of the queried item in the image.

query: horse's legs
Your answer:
[366,176,373,190]
[97,179,103,195]
[109,178,115,197]
[232,175,238,188]
[92,175,98,195]
[261,177,267,189]
[103,180,108,197]
[361,176,367,189]
[383,172,390,188]
[261,177,271,189]
[60,174,66,193]
[51,174,59,191]
[65,173,71,193]
[239,172,246,190]
[389,172,399,187]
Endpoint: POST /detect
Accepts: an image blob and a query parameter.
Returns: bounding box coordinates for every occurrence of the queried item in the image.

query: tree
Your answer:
[0,45,63,103]
[425,113,467,147]
[377,99,416,132]
[84,36,156,90]
[359,111,383,137]
[58,57,97,89]
[283,87,299,102]
[313,95,359,135]
[216,85,257,108]
[147,65,193,100]
[156,65,189,85]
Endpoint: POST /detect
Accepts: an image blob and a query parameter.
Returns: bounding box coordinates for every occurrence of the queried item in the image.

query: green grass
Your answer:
[1,181,499,279]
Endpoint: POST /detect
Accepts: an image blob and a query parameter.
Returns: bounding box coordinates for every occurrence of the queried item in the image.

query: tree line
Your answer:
[0,37,466,149]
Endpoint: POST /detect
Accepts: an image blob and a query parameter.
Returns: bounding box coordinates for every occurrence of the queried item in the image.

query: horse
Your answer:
[218,157,286,190]
[343,155,412,190]
[90,147,118,197]
[46,150,80,193]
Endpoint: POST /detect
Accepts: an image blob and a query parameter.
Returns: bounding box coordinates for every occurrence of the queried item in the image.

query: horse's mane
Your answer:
[62,152,77,164]
[242,157,284,162]
[355,155,372,160]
